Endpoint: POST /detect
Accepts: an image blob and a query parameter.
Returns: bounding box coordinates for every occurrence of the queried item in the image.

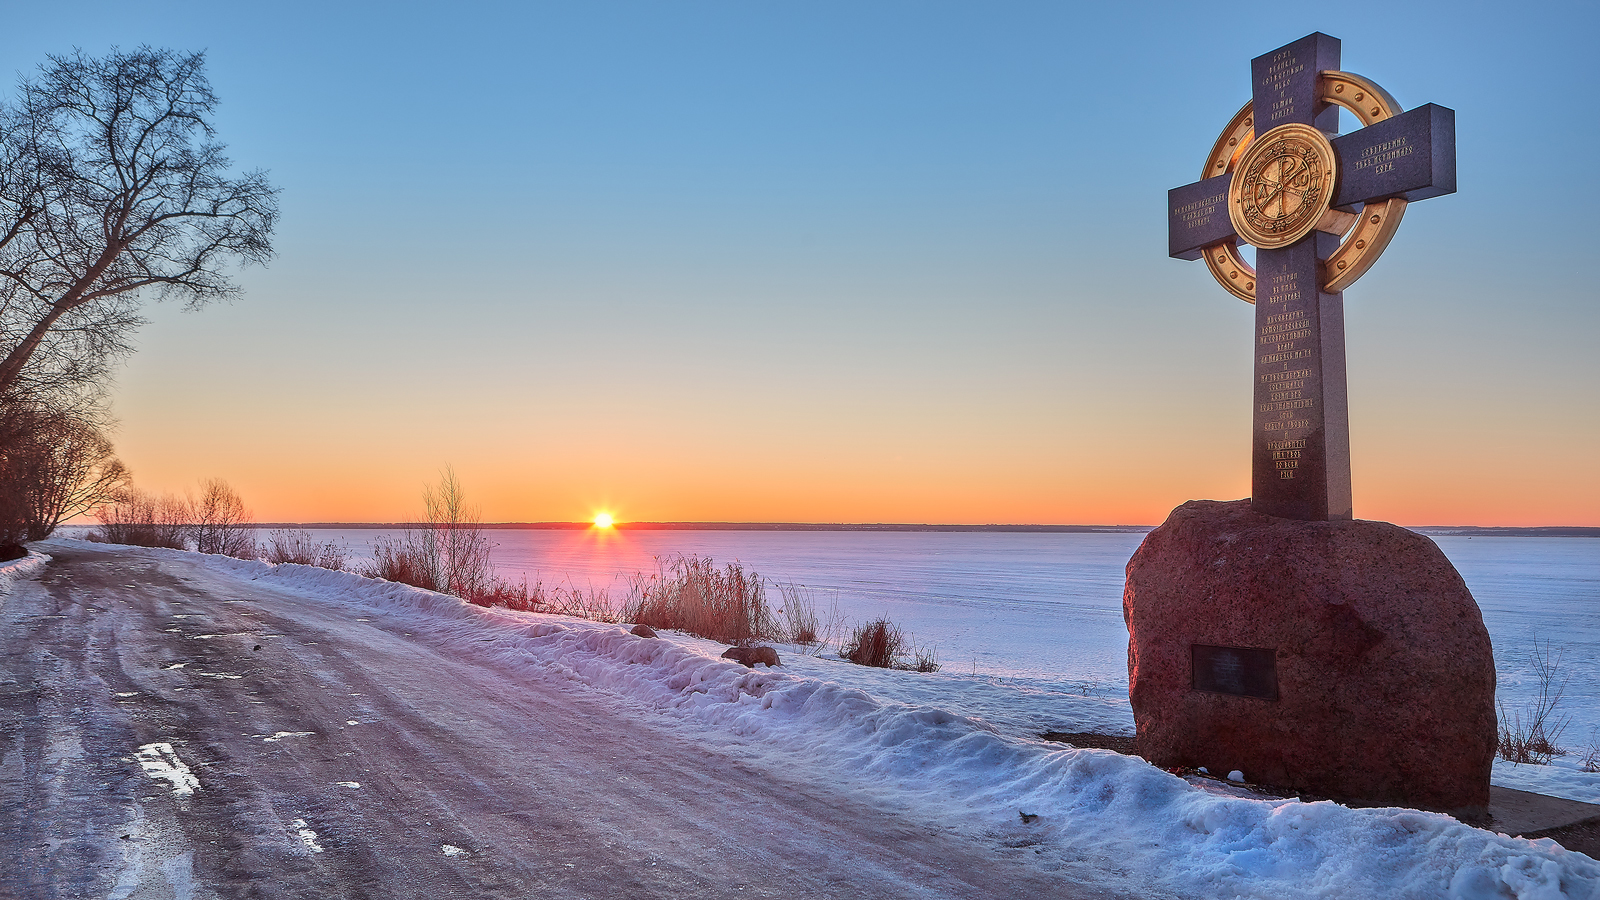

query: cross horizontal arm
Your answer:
[1168,174,1236,260]
[1332,104,1456,207]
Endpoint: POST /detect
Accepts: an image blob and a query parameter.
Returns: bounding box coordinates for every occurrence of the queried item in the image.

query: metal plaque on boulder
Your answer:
[1191,644,1278,700]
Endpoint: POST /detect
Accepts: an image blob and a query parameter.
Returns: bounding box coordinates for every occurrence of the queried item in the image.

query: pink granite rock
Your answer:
[1125,499,1495,818]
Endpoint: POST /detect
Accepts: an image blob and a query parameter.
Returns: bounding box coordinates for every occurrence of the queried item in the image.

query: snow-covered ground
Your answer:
[28,539,1598,900]
[0,549,49,596]
[187,526,1600,806]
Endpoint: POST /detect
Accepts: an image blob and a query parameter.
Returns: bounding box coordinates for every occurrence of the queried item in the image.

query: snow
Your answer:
[46,540,1593,900]
[0,549,49,598]
[290,819,324,854]
[134,742,200,798]
[1495,762,1600,806]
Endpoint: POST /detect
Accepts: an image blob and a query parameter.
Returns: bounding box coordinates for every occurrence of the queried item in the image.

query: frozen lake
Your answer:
[288,527,1600,751]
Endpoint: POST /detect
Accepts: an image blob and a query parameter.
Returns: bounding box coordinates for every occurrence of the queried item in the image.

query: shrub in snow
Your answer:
[93,490,190,549]
[841,617,940,672]
[1497,640,1571,766]
[264,529,349,570]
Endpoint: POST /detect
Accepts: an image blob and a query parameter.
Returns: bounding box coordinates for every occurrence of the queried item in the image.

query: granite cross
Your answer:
[1167,33,1455,521]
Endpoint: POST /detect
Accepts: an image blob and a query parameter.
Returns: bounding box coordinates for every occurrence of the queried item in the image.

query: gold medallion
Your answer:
[1200,71,1410,304]
[1228,123,1335,250]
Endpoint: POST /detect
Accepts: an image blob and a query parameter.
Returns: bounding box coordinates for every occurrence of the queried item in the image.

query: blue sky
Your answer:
[6,1,1597,524]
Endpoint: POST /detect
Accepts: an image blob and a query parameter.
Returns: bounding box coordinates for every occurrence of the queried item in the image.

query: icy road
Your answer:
[0,544,1136,899]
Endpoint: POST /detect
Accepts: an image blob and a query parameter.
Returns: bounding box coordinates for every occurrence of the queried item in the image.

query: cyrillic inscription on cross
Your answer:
[1167,33,1456,521]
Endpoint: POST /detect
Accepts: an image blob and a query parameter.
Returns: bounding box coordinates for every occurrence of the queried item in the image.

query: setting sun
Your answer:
[593,513,614,529]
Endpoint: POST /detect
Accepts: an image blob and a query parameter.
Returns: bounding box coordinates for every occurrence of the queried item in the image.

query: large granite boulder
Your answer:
[1124,499,1495,818]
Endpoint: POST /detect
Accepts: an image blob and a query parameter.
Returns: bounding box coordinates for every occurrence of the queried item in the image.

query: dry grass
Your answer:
[371,523,936,677]
[840,616,939,672]
[359,468,524,607]
[263,528,348,570]
[1581,736,1600,774]
[534,581,624,622]
[622,555,776,645]
[473,555,835,646]
[774,580,822,645]
[1498,640,1570,765]
[773,581,849,652]
[842,617,904,668]
[364,532,443,591]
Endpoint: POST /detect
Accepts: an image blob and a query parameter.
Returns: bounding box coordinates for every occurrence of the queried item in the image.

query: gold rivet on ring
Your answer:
[1371,106,1380,116]
[1335,84,1344,93]
[1370,214,1380,223]
[1246,282,1254,291]
[1338,261,1348,270]
[1230,271,1239,280]
[1356,239,1366,249]
[1354,92,1364,101]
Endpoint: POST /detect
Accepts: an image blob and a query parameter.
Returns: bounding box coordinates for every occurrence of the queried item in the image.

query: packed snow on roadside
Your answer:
[48,541,1600,899]
[0,549,49,598]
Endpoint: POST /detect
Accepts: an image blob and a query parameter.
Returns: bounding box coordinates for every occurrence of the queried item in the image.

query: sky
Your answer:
[5,1,1597,526]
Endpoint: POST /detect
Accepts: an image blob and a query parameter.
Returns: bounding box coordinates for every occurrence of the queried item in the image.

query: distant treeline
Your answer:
[1411,526,1600,538]
[253,522,1157,533]
[246,522,1600,537]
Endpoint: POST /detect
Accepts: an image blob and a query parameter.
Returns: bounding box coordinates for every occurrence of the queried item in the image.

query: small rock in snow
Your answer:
[1227,770,1245,783]
[721,646,780,668]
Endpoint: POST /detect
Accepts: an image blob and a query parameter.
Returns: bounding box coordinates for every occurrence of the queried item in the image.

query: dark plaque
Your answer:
[1191,645,1279,700]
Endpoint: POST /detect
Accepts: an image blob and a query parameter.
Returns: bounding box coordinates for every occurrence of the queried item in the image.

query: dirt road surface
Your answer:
[0,544,1146,899]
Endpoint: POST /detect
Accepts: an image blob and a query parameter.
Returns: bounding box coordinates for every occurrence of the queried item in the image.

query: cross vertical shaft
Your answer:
[1253,234,1352,520]
[1247,33,1351,520]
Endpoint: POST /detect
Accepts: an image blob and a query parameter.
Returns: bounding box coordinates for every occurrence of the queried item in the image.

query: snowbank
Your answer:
[81,542,1600,899]
[0,549,49,597]
[1495,760,1600,807]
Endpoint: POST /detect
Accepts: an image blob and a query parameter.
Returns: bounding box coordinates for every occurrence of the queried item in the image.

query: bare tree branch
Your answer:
[0,46,278,399]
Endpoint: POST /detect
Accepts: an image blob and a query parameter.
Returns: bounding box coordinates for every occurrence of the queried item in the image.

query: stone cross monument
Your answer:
[1124,33,1495,819]
[1166,31,1455,521]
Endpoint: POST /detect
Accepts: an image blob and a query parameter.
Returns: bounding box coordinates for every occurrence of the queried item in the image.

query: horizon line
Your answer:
[241,521,1600,536]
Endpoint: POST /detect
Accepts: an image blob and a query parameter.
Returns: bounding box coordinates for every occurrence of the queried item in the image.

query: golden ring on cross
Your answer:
[1201,71,1410,304]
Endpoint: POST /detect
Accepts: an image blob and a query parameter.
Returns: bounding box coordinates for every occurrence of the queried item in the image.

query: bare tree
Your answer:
[0,400,130,540]
[425,467,495,600]
[0,402,31,554]
[92,488,190,549]
[362,468,513,604]
[0,47,277,400]
[190,477,255,557]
